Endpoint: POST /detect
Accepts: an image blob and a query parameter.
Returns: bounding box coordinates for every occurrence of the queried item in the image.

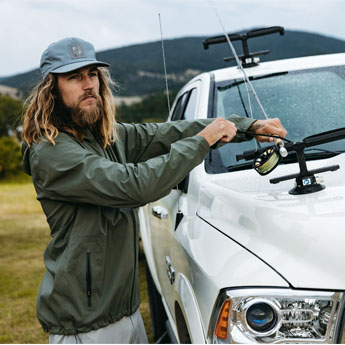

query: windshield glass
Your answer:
[213,66,345,171]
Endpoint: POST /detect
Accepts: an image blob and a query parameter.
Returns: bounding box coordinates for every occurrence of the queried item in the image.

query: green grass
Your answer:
[0,182,153,343]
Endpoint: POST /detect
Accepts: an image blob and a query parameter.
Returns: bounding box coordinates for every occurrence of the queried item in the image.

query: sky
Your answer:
[0,0,345,77]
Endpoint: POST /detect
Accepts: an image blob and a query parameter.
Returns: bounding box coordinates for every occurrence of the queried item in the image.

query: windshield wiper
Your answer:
[227,161,253,172]
[217,72,289,92]
[305,148,345,154]
[304,148,345,160]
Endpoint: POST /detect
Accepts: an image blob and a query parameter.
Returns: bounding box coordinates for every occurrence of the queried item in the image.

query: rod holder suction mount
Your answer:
[203,26,285,68]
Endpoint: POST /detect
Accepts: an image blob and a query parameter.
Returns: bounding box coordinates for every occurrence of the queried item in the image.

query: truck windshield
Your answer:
[213,65,345,171]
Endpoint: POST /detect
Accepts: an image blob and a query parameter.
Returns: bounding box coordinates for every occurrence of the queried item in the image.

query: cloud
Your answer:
[0,0,344,76]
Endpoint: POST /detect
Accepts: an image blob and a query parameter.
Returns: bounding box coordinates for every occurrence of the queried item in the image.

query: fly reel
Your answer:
[253,147,281,175]
[237,128,345,195]
[253,142,288,175]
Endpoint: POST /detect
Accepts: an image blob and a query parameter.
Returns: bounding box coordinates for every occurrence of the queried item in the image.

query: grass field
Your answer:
[0,181,153,343]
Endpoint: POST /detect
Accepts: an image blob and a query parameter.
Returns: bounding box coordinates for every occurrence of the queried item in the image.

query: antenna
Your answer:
[158,13,171,116]
[206,0,269,120]
[158,14,185,218]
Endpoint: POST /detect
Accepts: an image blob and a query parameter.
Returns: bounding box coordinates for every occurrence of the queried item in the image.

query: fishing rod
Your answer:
[158,13,186,225]
[206,0,269,120]
[158,6,286,160]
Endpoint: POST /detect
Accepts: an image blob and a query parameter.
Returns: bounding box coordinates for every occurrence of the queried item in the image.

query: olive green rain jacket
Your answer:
[22,116,254,335]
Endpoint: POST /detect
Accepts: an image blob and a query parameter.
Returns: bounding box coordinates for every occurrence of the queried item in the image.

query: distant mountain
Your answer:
[2,29,345,97]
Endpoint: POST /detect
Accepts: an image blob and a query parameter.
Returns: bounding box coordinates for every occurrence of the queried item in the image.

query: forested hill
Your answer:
[2,29,345,96]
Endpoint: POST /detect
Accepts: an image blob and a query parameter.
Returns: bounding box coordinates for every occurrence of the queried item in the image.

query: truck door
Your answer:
[148,83,200,318]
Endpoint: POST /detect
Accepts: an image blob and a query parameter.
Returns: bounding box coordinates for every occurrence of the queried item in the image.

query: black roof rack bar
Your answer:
[203,26,284,50]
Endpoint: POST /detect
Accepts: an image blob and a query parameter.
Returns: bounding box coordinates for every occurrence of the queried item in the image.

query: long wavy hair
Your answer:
[22,68,116,147]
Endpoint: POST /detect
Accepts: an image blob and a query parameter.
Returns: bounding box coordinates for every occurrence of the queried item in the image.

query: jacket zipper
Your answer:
[86,250,92,307]
[130,210,137,311]
[94,132,134,309]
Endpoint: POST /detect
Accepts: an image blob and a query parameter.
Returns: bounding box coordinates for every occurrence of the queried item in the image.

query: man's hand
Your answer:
[249,118,287,143]
[197,118,237,147]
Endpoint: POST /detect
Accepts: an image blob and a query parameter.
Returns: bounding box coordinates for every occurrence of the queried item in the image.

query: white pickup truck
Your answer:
[140,28,345,344]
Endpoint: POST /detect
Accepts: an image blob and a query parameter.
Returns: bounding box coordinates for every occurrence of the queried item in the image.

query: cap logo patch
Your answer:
[68,44,86,59]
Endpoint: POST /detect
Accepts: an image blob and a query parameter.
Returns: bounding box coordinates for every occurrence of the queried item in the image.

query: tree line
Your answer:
[0,95,23,179]
[116,92,176,123]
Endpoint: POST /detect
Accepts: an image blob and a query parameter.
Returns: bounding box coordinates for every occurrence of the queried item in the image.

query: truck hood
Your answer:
[197,154,345,290]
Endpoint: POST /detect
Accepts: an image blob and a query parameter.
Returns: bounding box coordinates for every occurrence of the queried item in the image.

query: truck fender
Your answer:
[176,273,206,344]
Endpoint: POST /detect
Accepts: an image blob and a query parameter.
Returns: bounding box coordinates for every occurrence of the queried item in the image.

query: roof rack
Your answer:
[202,26,285,68]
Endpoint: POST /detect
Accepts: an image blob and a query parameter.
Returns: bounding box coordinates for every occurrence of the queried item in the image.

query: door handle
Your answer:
[152,206,168,219]
[165,256,176,285]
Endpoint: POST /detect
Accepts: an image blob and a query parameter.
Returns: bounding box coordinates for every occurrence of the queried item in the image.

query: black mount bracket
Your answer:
[269,141,339,195]
[236,127,345,195]
[202,26,285,68]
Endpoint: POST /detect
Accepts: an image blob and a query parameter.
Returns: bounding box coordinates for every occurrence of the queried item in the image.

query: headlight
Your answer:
[210,288,344,343]
[245,299,279,334]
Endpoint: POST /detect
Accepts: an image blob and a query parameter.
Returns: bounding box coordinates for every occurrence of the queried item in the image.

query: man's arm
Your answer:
[118,115,254,163]
[28,118,244,208]
[30,133,210,209]
[29,117,286,209]
[200,117,288,146]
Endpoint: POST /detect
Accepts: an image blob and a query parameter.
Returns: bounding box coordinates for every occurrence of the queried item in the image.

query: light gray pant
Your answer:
[49,309,148,344]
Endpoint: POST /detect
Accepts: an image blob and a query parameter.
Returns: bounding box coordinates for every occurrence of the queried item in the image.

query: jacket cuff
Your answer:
[195,135,211,155]
[227,114,256,141]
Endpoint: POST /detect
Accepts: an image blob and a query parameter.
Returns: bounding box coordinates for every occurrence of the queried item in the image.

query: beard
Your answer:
[54,91,103,128]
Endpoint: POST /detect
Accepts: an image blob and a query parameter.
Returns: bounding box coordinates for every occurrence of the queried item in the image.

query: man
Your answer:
[22,37,286,343]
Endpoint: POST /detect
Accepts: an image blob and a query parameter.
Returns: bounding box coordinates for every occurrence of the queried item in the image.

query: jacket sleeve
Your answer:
[30,133,210,208]
[118,115,254,163]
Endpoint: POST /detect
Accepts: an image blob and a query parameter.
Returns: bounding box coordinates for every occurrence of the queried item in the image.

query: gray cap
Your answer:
[40,37,110,80]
